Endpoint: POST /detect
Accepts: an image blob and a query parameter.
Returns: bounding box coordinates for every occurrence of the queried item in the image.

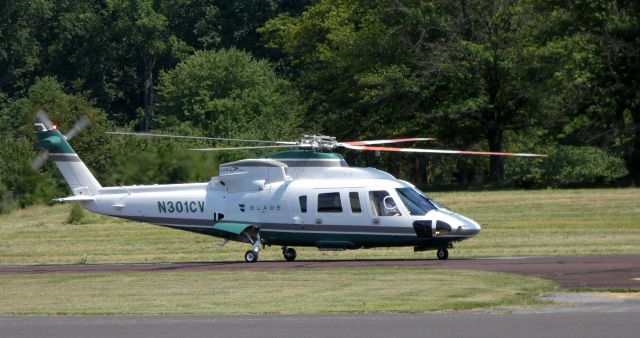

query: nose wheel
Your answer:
[282,247,297,261]
[244,250,259,263]
[436,248,449,260]
[243,228,262,263]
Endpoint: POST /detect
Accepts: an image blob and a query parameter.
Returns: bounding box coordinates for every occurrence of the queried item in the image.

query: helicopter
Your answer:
[32,111,545,262]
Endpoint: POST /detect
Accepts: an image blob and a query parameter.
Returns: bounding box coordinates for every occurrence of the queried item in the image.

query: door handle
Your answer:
[315,218,322,224]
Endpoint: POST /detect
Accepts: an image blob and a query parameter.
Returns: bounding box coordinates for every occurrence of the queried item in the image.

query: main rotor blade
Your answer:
[339,137,436,146]
[36,110,53,130]
[191,145,305,151]
[343,145,547,157]
[65,115,90,141]
[106,132,298,145]
[31,151,50,170]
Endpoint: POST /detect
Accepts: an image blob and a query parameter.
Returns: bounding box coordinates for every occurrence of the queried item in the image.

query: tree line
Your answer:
[0,0,638,212]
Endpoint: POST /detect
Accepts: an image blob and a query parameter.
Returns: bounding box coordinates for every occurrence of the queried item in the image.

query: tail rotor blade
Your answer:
[36,110,54,130]
[65,115,90,141]
[31,151,50,170]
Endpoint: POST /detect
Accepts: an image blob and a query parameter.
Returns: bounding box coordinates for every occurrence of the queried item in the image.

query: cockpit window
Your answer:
[369,190,401,216]
[395,187,438,216]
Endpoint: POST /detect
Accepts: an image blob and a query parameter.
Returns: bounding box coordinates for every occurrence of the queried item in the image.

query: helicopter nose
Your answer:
[434,211,481,237]
[461,217,481,236]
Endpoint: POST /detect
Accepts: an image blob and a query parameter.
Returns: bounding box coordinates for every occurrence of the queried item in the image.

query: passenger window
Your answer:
[299,195,307,213]
[317,192,343,213]
[369,190,400,216]
[349,192,362,213]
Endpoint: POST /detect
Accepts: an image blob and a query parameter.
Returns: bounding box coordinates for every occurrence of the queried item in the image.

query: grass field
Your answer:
[0,188,638,264]
[0,268,556,315]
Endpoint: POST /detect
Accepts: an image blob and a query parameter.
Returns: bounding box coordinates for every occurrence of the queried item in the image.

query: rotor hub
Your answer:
[299,135,338,151]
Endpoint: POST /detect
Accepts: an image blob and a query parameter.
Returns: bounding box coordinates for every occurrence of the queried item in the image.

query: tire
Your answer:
[283,247,297,262]
[245,250,259,263]
[436,248,449,260]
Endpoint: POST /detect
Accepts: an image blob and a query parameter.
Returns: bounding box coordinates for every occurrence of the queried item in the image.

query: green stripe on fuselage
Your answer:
[213,222,252,235]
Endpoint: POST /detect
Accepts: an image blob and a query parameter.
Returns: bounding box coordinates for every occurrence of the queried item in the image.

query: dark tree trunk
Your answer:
[630,109,640,186]
[414,156,427,189]
[386,157,401,179]
[487,125,504,183]
[141,56,156,132]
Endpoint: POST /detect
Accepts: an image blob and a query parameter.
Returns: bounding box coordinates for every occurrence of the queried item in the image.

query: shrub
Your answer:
[66,203,86,224]
[506,145,628,187]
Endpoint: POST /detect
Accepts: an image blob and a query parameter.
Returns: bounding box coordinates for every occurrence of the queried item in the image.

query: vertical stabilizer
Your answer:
[34,126,101,196]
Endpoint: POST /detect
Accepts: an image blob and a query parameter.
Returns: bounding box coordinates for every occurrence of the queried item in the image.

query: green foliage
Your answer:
[156,49,303,141]
[534,0,640,184]
[0,0,54,97]
[1,0,309,124]
[262,0,418,137]
[262,0,563,182]
[101,136,221,186]
[506,145,628,188]
[0,133,60,212]
[66,203,86,225]
[0,181,14,214]
[0,77,113,212]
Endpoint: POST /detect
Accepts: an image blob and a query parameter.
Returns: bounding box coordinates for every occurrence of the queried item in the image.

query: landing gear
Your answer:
[436,248,449,260]
[245,250,259,263]
[243,228,262,263]
[282,247,297,261]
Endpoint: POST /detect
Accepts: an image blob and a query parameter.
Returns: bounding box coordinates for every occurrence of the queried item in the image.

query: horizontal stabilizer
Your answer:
[53,195,96,203]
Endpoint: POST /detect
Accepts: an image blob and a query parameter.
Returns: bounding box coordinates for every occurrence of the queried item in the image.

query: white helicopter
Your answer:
[32,111,544,262]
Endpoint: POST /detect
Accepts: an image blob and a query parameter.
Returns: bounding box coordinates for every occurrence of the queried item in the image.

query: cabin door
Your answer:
[311,189,371,226]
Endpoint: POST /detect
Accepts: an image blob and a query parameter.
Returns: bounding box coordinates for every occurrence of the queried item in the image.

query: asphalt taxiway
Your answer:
[1,255,638,288]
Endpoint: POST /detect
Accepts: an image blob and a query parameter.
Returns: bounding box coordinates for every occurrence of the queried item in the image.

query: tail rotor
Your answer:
[31,110,91,170]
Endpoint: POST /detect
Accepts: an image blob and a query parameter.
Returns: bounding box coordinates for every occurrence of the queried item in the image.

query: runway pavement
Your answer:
[1,311,639,338]
[1,255,639,288]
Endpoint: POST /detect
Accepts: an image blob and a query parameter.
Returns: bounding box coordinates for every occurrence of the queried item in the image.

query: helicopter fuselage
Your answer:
[82,155,481,254]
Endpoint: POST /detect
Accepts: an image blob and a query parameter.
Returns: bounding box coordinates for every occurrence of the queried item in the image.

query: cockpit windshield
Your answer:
[395,187,439,216]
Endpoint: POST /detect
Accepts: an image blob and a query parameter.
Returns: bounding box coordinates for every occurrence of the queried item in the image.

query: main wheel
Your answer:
[283,247,297,262]
[436,248,449,260]
[245,250,259,263]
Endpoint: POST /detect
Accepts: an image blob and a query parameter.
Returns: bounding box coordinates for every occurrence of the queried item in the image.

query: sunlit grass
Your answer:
[0,268,556,315]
